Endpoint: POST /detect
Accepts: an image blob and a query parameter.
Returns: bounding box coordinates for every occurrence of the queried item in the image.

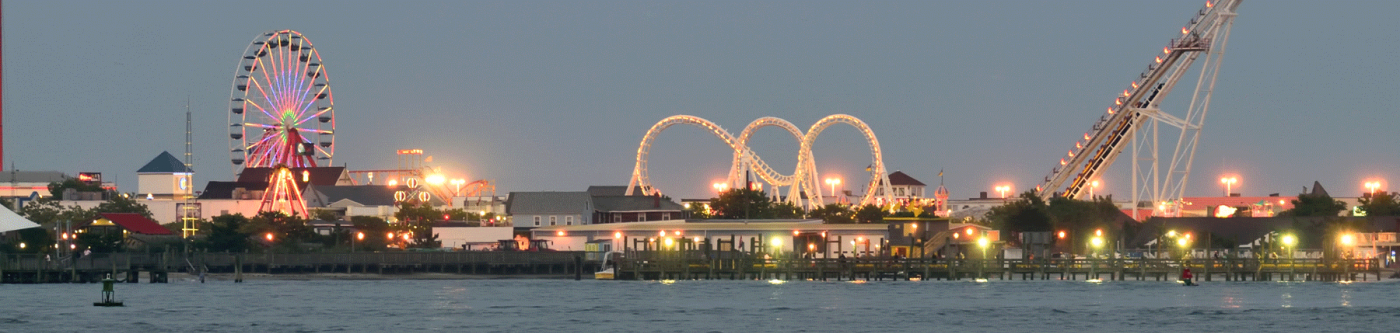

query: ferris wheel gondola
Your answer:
[228,30,336,177]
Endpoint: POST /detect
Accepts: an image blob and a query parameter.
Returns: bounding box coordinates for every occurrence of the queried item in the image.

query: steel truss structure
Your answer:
[1036,0,1241,220]
[626,115,893,210]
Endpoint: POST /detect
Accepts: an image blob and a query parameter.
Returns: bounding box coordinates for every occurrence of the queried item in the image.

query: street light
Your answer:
[351,231,365,252]
[825,177,842,201]
[1220,176,1238,196]
[426,174,446,186]
[1364,181,1381,195]
[451,179,466,196]
[977,236,990,278]
[1281,234,1297,274]
[995,185,1011,199]
[712,182,728,193]
[1089,180,1100,199]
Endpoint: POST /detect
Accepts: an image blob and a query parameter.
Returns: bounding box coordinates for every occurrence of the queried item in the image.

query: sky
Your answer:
[3,0,1398,202]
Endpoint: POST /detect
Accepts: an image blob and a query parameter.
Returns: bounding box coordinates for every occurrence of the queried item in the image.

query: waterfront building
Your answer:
[136,151,194,201]
[506,191,594,227]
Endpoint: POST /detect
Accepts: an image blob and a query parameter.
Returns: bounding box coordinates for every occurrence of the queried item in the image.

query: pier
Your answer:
[614,251,1384,282]
[0,251,592,283]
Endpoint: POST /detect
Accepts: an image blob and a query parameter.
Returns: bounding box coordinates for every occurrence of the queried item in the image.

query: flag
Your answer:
[865,164,872,172]
[938,169,943,178]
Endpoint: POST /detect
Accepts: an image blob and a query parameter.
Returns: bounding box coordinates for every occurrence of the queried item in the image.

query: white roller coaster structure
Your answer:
[1036,0,1242,220]
[625,114,893,210]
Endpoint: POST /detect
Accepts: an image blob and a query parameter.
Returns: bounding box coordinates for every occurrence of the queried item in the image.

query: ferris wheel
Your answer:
[228,30,335,176]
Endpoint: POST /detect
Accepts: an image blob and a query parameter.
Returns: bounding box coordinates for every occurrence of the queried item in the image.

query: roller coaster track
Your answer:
[1037,0,1241,219]
[626,114,893,210]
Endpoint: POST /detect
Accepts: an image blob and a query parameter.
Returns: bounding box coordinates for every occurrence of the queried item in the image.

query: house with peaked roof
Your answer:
[302,184,447,221]
[138,151,194,200]
[507,192,594,227]
[74,212,179,250]
[874,171,926,201]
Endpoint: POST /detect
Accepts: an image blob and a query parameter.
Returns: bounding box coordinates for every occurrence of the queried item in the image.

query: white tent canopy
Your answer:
[0,205,41,233]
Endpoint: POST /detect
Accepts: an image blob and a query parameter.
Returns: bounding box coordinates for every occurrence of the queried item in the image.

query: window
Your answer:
[533,216,541,226]
[549,216,557,226]
[638,213,646,222]
[661,213,670,220]
[613,214,621,223]
[565,216,573,225]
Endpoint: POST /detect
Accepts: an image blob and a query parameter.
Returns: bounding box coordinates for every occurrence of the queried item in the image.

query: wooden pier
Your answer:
[615,251,1385,282]
[1,251,592,283]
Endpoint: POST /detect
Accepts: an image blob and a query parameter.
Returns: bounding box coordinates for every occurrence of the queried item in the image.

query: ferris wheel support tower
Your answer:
[1036,0,1241,220]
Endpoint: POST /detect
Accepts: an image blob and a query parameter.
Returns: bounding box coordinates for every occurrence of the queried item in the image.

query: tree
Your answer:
[311,209,339,222]
[394,201,442,224]
[1357,191,1400,216]
[242,211,314,252]
[709,188,774,219]
[684,202,711,219]
[985,191,1052,235]
[351,216,392,251]
[772,201,805,219]
[47,178,105,200]
[855,204,885,223]
[93,195,153,220]
[808,204,854,224]
[1284,192,1345,217]
[201,214,253,253]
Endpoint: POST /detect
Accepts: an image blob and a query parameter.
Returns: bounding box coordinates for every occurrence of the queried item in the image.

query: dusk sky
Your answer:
[4,1,1397,201]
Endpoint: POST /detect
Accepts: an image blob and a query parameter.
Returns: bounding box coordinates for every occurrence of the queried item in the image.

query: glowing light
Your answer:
[356,232,364,241]
[966,228,975,236]
[768,279,785,285]
[1182,27,1190,34]
[674,231,682,236]
[614,232,622,239]
[19,242,26,249]
[425,174,446,186]
[1163,47,1171,55]
[664,238,674,247]
[661,279,676,285]
[808,244,815,251]
[265,233,275,242]
[387,232,395,240]
[1340,234,1354,246]
[693,236,701,243]
[1057,231,1066,239]
[387,179,398,186]
[1095,229,1103,237]
[974,278,988,283]
[771,237,782,248]
[1176,237,1188,247]
[1167,230,1177,237]
[1091,237,1104,248]
[977,237,989,248]
[557,231,566,237]
[659,230,666,237]
[793,230,800,236]
[1155,56,1163,64]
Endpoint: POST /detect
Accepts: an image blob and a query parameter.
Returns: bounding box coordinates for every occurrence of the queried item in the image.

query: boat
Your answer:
[595,252,618,280]
[594,268,615,280]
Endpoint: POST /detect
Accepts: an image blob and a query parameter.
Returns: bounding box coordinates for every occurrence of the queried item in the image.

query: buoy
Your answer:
[93,275,124,307]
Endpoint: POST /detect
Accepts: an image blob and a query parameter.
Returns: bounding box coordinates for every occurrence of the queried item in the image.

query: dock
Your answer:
[1,251,593,283]
[615,251,1384,282]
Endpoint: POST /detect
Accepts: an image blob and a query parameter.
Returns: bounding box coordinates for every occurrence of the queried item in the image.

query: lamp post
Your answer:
[712,182,728,194]
[353,231,364,252]
[451,179,466,197]
[1091,236,1104,279]
[825,177,841,202]
[1281,234,1296,278]
[1364,181,1381,196]
[1220,177,1238,196]
[977,236,990,278]
[1089,180,1100,199]
[995,185,1010,199]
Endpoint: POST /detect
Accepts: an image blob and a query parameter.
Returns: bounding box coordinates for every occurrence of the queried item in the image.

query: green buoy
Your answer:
[94,275,123,307]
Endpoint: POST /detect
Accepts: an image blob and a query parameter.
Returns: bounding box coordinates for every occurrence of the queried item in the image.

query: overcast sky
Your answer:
[4,0,1398,201]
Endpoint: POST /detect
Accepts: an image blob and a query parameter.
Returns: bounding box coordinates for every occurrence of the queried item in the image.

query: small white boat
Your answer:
[595,251,618,280]
[594,268,615,280]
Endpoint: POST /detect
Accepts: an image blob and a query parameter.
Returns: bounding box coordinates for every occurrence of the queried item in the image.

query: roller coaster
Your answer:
[1036,0,1242,219]
[625,114,893,210]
